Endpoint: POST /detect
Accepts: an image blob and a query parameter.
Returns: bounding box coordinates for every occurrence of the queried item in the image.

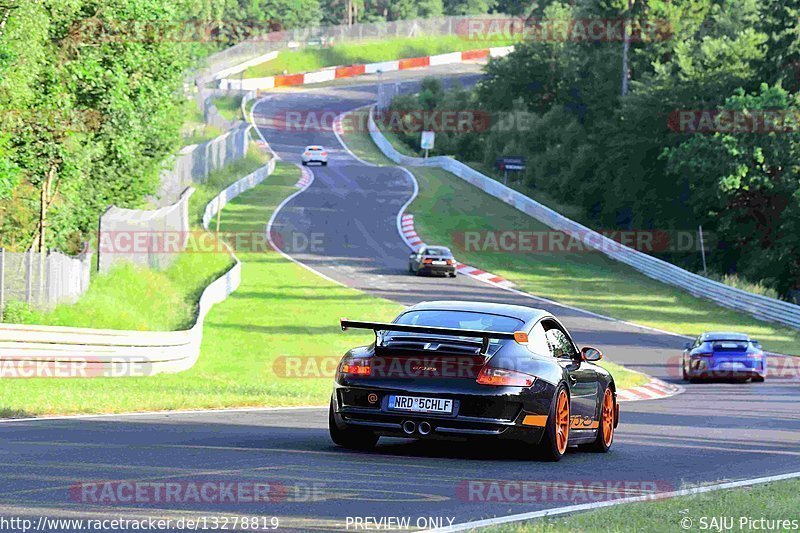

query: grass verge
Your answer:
[483,477,800,532]
[339,110,800,356]
[243,35,517,78]
[211,94,243,122]
[178,98,223,146]
[190,143,271,226]
[0,163,401,417]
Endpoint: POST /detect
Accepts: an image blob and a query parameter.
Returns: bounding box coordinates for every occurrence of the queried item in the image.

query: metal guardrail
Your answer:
[0,161,277,377]
[367,107,800,330]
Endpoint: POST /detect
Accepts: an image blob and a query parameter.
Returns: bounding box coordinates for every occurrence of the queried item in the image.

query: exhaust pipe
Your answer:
[418,421,432,435]
[402,420,416,435]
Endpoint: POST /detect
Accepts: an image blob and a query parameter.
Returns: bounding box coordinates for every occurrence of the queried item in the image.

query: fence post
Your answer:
[26,249,32,305]
[0,248,4,321]
[38,248,46,307]
[45,250,53,307]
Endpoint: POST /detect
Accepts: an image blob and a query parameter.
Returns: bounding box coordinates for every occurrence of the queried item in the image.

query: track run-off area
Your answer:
[1,64,799,532]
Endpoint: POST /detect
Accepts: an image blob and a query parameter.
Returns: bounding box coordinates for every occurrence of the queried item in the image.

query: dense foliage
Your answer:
[0,0,323,253]
[387,0,800,298]
[0,0,510,255]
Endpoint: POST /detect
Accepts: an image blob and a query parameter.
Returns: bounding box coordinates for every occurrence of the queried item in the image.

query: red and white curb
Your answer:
[401,213,514,289]
[617,377,684,402]
[294,167,313,188]
[220,46,514,91]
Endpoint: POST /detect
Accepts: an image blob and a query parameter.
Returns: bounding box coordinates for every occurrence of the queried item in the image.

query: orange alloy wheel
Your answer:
[556,389,570,454]
[602,388,615,447]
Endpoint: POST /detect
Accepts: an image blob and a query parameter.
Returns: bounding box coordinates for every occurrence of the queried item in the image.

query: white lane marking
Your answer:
[427,470,800,532]
[251,95,346,288]
[0,405,327,424]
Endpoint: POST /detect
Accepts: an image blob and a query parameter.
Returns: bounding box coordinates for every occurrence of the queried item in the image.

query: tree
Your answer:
[663,85,800,292]
[444,0,497,16]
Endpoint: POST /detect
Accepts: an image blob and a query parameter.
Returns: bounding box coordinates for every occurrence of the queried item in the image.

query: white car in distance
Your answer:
[301,145,329,166]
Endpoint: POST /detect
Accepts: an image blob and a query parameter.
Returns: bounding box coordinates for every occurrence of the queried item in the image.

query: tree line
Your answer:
[2,0,511,256]
[386,0,800,299]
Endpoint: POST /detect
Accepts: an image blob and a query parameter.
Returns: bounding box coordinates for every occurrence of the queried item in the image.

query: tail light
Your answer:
[340,358,371,376]
[477,367,536,387]
[423,258,434,264]
[304,151,310,156]
[321,151,328,156]
[446,259,455,265]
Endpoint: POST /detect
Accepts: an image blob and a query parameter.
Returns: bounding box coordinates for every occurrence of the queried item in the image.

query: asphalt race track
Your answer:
[1,65,799,532]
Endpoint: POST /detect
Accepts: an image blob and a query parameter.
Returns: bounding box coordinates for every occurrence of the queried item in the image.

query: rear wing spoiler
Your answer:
[340,319,528,354]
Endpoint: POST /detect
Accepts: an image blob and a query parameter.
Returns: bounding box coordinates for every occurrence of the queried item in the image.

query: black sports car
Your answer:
[329,300,618,461]
[408,246,457,277]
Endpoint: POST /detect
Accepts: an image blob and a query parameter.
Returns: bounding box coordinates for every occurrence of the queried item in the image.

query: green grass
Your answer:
[483,478,800,532]
[243,35,518,78]
[211,94,243,122]
[9,153,247,331]
[0,163,401,417]
[10,253,232,331]
[340,111,800,356]
[179,99,223,145]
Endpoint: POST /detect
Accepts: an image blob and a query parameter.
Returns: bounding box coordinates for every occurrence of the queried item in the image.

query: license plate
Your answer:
[388,395,453,414]
[432,260,446,265]
[719,362,745,370]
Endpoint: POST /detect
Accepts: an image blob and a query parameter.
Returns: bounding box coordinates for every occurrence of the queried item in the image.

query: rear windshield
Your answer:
[424,247,451,256]
[394,310,523,334]
[710,340,750,351]
[307,147,323,151]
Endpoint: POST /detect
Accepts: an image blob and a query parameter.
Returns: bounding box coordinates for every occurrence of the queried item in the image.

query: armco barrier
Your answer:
[0,161,277,378]
[202,159,275,229]
[367,107,800,330]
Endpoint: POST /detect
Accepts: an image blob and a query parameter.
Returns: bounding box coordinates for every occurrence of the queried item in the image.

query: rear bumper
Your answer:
[687,357,765,379]
[331,381,554,444]
[417,265,456,276]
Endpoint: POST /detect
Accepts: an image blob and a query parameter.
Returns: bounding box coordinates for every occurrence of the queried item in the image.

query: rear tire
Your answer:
[301,161,307,166]
[682,360,689,381]
[587,387,615,452]
[752,375,765,382]
[449,272,457,278]
[538,384,570,461]
[329,399,379,450]
[322,161,328,166]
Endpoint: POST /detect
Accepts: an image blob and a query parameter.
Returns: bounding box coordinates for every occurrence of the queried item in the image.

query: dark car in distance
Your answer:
[408,246,457,277]
[682,331,766,382]
[329,300,618,461]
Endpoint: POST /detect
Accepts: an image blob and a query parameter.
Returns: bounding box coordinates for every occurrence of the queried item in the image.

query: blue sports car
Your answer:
[681,332,766,382]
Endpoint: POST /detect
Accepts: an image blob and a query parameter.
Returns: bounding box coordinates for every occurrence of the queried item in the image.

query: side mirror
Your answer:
[581,346,603,362]
[684,342,691,350]
[752,340,762,349]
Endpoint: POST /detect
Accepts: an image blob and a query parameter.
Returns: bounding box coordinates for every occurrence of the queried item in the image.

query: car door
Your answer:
[542,321,599,425]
